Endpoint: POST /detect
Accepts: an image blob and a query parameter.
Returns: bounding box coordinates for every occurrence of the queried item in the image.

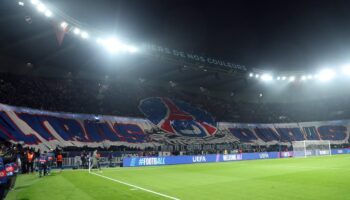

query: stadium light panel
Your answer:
[249,73,254,77]
[73,28,80,35]
[30,0,38,5]
[37,3,46,12]
[44,10,52,17]
[342,65,350,75]
[301,75,307,81]
[127,46,138,53]
[96,38,102,44]
[307,75,313,80]
[99,38,137,54]
[277,76,281,80]
[81,31,89,39]
[101,37,123,53]
[18,1,24,6]
[317,69,335,81]
[255,74,260,78]
[289,76,295,82]
[60,22,68,29]
[281,76,286,80]
[261,74,273,81]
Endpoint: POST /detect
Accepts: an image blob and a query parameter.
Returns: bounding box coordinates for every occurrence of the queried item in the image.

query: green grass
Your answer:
[6,155,350,200]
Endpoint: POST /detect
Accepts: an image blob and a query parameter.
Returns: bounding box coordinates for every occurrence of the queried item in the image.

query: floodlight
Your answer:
[289,76,295,82]
[261,74,273,81]
[30,0,38,5]
[342,65,350,75]
[18,1,24,6]
[277,76,281,80]
[81,31,89,39]
[301,75,306,81]
[99,37,138,54]
[73,28,80,35]
[127,46,138,53]
[255,74,260,78]
[44,10,52,17]
[249,73,253,77]
[317,69,335,81]
[307,75,313,80]
[96,38,102,44]
[37,3,46,12]
[60,22,68,29]
[101,37,123,53]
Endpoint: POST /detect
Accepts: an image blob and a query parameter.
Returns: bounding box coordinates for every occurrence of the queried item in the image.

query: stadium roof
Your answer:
[1,0,350,103]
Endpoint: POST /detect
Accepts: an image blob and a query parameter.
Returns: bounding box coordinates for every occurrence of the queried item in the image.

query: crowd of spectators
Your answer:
[0,141,63,174]
[0,73,350,123]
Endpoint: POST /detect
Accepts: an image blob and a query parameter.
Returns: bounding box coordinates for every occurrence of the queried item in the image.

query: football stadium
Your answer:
[0,0,350,199]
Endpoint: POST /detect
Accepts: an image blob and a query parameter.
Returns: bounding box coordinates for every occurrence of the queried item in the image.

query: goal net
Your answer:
[292,140,331,158]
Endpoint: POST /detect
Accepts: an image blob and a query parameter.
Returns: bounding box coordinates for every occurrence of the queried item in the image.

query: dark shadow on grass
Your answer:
[48,173,58,177]
[14,185,31,190]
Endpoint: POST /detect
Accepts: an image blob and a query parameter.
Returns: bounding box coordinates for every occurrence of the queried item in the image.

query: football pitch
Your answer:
[6,154,350,200]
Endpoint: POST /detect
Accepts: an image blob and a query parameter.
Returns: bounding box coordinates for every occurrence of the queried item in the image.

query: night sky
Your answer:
[53,0,350,72]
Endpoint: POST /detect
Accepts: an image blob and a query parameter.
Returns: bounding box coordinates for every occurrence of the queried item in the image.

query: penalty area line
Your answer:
[90,172,180,200]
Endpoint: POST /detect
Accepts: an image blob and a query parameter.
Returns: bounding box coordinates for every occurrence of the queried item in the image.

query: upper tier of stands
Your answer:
[0,73,350,123]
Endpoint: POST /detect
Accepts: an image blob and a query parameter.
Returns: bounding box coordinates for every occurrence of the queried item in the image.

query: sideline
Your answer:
[89,171,180,200]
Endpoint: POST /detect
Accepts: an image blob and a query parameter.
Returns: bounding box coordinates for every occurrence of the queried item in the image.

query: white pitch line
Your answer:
[90,172,180,200]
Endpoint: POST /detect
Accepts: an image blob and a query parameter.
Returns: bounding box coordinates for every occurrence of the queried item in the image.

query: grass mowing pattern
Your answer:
[6,154,350,200]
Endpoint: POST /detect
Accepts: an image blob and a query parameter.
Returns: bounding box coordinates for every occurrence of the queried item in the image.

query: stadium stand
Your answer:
[1,73,350,124]
[0,93,348,152]
[0,72,348,154]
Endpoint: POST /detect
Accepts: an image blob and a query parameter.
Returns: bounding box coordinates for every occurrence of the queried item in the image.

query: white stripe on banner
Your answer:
[90,172,180,200]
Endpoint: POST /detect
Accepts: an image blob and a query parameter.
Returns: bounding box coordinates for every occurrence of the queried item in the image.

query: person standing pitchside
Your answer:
[56,152,63,172]
[91,150,101,172]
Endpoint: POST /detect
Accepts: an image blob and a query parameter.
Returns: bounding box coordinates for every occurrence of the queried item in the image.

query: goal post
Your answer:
[292,140,331,158]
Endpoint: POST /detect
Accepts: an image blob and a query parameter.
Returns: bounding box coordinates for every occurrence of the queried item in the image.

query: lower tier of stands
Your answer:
[0,103,348,151]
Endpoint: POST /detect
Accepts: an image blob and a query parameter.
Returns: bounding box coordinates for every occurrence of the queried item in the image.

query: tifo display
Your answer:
[1,1,350,199]
[0,103,348,151]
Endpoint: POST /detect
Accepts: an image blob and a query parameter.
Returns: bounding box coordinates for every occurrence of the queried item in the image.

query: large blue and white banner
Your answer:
[219,121,350,145]
[139,97,217,136]
[0,104,155,150]
[0,101,349,150]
